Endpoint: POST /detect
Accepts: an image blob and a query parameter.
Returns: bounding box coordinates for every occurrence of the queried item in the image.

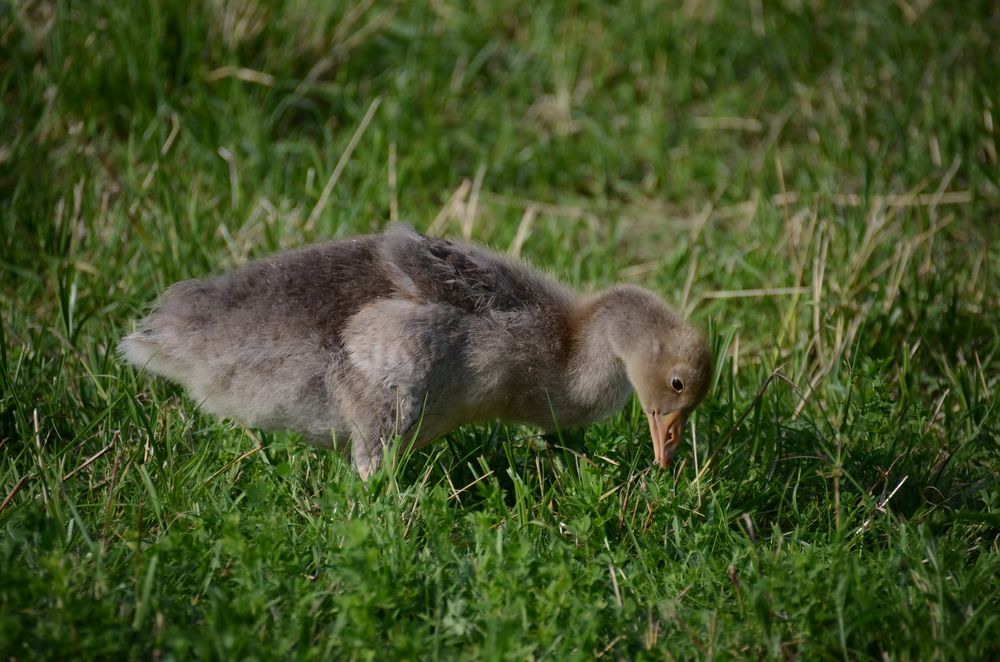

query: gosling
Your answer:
[120,224,712,478]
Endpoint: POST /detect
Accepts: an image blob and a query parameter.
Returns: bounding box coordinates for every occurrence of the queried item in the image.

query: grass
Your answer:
[1,0,999,658]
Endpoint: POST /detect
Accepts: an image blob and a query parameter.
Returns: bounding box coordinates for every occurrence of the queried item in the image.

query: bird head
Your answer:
[628,327,712,467]
[603,286,713,468]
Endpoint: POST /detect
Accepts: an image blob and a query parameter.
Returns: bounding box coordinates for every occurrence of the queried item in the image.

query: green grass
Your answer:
[2,0,999,658]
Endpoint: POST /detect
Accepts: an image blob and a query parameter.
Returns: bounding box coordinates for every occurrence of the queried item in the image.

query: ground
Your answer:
[1,1,998,658]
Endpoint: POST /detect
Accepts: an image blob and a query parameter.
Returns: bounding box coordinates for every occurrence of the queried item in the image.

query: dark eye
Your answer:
[671,377,685,393]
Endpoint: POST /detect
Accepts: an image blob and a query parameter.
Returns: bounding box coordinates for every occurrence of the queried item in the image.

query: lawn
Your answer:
[2,1,998,658]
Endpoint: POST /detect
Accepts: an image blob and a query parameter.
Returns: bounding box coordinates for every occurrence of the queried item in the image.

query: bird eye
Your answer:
[671,377,685,393]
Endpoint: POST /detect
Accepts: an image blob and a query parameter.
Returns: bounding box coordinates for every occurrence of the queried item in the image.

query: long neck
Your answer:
[564,290,635,417]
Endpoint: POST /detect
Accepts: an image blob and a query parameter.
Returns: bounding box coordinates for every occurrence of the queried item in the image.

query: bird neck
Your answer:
[564,289,636,415]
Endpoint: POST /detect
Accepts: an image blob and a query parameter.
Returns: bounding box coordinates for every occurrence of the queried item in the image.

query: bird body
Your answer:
[121,224,711,477]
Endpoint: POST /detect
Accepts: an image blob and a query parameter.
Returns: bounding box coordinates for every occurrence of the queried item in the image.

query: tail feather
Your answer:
[118,329,161,369]
[118,322,189,382]
[120,279,211,378]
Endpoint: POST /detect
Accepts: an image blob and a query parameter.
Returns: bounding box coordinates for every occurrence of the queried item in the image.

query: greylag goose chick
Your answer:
[120,224,712,478]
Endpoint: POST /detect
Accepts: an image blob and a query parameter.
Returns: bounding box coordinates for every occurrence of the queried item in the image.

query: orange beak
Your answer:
[646,410,685,468]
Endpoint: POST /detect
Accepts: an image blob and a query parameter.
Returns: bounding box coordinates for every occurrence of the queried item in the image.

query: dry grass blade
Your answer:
[692,116,763,132]
[301,0,395,83]
[448,469,495,501]
[854,475,909,535]
[161,112,180,156]
[770,189,971,209]
[480,191,599,224]
[0,475,32,514]
[462,164,487,239]
[811,223,829,361]
[619,261,661,280]
[205,66,275,86]
[608,565,623,608]
[388,142,399,223]
[331,0,377,45]
[700,286,809,300]
[200,444,265,490]
[33,408,49,506]
[508,204,538,257]
[306,96,382,229]
[681,246,700,313]
[62,437,116,482]
[427,179,471,236]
